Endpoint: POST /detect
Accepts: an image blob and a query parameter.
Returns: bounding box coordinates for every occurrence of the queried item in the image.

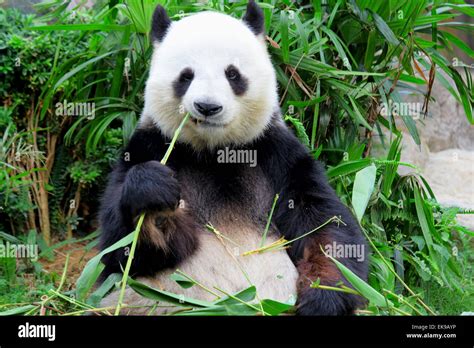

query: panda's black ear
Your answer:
[243,0,264,36]
[151,5,171,43]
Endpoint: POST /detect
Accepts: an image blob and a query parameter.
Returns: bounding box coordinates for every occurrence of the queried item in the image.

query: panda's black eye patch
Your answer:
[179,68,194,82]
[173,68,194,98]
[225,66,240,80]
[225,65,248,96]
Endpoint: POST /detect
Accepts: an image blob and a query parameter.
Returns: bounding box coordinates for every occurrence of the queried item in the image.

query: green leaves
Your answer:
[352,164,377,223]
[126,280,293,316]
[260,299,294,316]
[321,26,353,71]
[116,0,162,35]
[127,278,213,308]
[440,31,474,59]
[327,159,372,179]
[0,305,37,316]
[87,273,122,307]
[53,49,125,91]
[381,135,402,197]
[285,115,310,147]
[75,231,134,301]
[279,10,289,64]
[364,30,376,70]
[170,272,195,289]
[348,96,373,130]
[28,24,128,32]
[449,68,473,124]
[370,10,400,46]
[413,186,439,272]
[326,253,392,308]
[214,286,257,306]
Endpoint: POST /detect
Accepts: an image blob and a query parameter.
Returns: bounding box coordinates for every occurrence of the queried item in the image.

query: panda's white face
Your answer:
[142,10,279,149]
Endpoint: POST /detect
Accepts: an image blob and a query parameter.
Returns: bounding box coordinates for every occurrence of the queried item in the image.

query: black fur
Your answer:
[225,65,248,96]
[252,118,369,315]
[151,1,264,42]
[151,5,171,42]
[99,115,369,315]
[120,161,181,217]
[173,68,194,98]
[98,134,198,279]
[243,0,265,36]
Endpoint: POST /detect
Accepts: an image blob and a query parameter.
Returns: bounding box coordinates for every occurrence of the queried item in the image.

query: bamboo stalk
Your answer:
[243,216,344,256]
[114,112,190,315]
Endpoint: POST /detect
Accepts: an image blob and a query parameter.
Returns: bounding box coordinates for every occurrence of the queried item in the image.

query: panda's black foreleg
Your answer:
[99,160,198,280]
[293,228,368,315]
[274,157,368,315]
[278,206,368,315]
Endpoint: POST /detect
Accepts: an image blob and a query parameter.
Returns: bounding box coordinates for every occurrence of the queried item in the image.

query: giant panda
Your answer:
[99,0,368,315]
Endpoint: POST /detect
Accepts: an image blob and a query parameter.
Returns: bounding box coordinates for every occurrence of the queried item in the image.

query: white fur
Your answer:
[102,225,298,315]
[141,11,279,149]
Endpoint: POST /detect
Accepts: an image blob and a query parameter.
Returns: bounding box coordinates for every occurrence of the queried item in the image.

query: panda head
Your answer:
[142,1,279,150]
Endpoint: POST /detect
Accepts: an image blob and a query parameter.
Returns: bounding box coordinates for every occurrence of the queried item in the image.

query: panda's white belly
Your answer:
[101,225,298,315]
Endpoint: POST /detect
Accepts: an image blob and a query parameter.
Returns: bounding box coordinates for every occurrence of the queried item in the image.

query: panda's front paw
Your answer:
[120,160,181,216]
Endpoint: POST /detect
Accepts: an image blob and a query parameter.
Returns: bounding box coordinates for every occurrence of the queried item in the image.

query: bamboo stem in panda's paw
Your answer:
[114,112,190,315]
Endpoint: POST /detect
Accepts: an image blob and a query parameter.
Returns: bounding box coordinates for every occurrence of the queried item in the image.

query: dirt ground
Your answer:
[40,240,97,286]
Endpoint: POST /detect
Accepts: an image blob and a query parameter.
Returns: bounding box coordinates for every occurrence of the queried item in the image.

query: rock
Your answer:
[422,149,474,230]
[371,69,474,231]
[404,75,474,152]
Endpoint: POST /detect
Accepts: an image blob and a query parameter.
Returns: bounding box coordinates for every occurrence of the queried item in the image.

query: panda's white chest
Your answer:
[143,225,298,305]
[102,225,298,315]
[150,167,298,309]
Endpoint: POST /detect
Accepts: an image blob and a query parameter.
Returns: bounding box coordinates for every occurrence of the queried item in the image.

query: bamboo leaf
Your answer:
[364,30,376,70]
[87,273,122,307]
[352,164,377,222]
[279,10,289,64]
[76,232,134,300]
[370,10,400,46]
[53,49,125,91]
[127,278,213,308]
[0,305,37,316]
[326,253,393,307]
[413,186,437,266]
[260,299,294,315]
[170,272,195,289]
[285,115,310,147]
[28,24,128,32]
[327,159,372,178]
[214,286,256,306]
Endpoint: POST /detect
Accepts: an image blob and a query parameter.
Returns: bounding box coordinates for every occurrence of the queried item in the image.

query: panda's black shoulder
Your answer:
[119,122,204,169]
[253,116,328,191]
[120,123,168,167]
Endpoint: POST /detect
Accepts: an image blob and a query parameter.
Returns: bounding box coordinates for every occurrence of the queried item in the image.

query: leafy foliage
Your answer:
[0,0,472,316]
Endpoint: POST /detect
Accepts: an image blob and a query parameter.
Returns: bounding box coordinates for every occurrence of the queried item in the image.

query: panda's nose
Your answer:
[194,102,223,117]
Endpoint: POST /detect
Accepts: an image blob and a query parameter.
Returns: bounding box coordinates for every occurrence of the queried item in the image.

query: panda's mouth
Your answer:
[190,116,227,128]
